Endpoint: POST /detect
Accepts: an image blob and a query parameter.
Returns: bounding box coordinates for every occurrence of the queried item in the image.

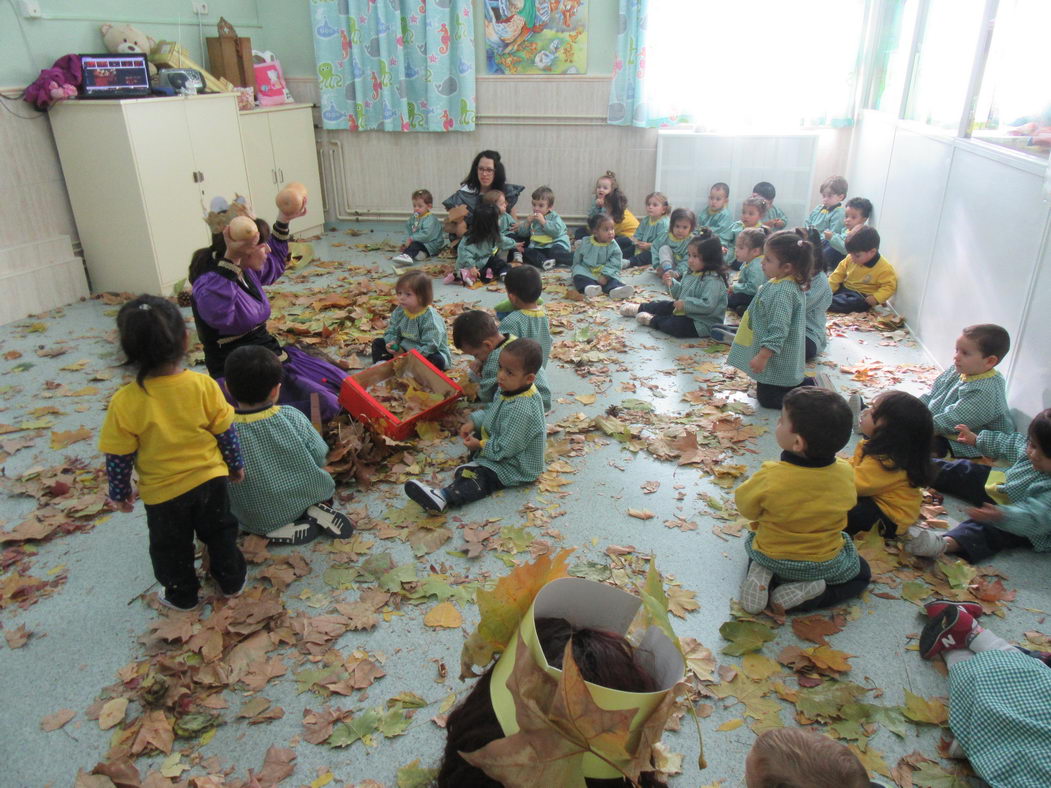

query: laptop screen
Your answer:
[78,54,151,99]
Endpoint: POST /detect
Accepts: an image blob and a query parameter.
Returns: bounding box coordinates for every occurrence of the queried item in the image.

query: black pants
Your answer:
[371,337,448,371]
[777,557,872,612]
[522,245,572,268]
[442,464,504,508]
[615,236,635,257]
[638,300,700,338]
[845,497,900,538]
[756,378,814,409]
[403,240,429,260]
[805,336,818,361]
[821,240,843,270]
[144,476,246,608]
[573,225,590,241]
[573,274,626,294]
[478,254,508,281]
[828,288,871,313]
[627,249,652,268]
[727,290,754,316]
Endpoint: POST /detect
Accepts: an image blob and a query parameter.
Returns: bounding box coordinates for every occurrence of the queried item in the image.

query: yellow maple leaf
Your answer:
[805,645,854,673]
[424,602,462,629]
[50,426,92,450]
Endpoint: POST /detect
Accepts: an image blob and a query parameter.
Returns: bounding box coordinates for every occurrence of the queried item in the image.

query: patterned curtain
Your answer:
[311,0,476,132]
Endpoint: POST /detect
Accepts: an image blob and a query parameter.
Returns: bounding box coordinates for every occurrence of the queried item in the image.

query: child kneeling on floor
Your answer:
[225,346,354,545]
[737,387,870,614]
[404,338,547,513]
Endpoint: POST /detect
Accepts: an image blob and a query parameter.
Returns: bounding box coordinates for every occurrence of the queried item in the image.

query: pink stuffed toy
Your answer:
[24,54,82,110]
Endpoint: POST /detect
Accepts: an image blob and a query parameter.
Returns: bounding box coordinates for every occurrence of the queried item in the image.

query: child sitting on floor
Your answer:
[498,266,551,366]
[827,227,897,312]
[826,196,872,259]
[802,226,832,360]
[575,170,618,241]
[699,181,734,248]
[453,310,552,411]
[482,189,520,263]
[601,185,639,257]
[736,387,869,614]
[627,191,671,268]
[921,323,1013,458]
[846,391,933,538]
[621,229,728,339]
[806,175,848,268]
[907,409,1051,564]
[752,181,787,231]
[404,338,547,513]
[745,728,876,788]
[516,186,573,270]
[393,188,445,264]
[655,207,697,279]
[571,213,633,301]
[448,203,515,286]
[372,271,452,371]
[725,196,768,267]
[224,346,354,545]
[727,227,768,316]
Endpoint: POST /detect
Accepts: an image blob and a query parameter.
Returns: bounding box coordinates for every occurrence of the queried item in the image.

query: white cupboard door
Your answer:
[240,112,280,218]
[267,109,324,234]
[184,96,252,211]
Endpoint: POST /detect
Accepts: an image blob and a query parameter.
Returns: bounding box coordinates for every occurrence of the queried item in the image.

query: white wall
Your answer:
[847,110,1051,424]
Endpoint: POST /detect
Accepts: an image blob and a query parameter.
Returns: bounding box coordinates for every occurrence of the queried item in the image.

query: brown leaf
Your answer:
[50,426,92,450]
[4,624,31,648]
[41,708,76,731]
[130,709,174,755]
[790,613,844,645]
[98,698,129,730]
[627,508,655,520]
[250,744,296,787]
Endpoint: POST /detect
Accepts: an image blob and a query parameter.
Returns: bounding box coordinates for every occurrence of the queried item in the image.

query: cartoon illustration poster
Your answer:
[484,0,587,75]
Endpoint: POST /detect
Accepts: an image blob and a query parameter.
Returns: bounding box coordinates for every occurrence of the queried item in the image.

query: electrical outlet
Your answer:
[20,0,42,18]
[192,1,208,15]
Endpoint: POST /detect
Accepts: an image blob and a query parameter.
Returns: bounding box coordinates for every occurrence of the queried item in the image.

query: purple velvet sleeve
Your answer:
[192,272,272,336]
[258,222,290,286]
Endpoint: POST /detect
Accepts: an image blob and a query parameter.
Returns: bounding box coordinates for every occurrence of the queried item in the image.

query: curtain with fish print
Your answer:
[311,0,476,132]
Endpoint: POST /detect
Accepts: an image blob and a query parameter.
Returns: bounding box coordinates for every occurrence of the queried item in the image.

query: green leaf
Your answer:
[327,707,382,748]
[794,681,869,723]
[396,759,438,788]
[639,560,682,652]
[387,692,428,709]
[379,562,419,592]
[378,707,413,737]
[718,620,775,656]
[938,559,978,590]
[294,665,345,695]
[901,581,931,606]
[568,561,612,582]
[620,397,654,412]
[593,414,631,442]
[843,702,908,738]
[323,565,360,589]
[359,551,396,581]
[573,326,593,341]
[910,762,973,788]
[172,712,221,738]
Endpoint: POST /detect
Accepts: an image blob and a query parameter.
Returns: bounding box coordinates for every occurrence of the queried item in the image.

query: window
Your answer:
[869,0,919,114]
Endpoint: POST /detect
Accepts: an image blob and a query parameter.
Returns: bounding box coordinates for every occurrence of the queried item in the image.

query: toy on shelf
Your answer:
[100,23,158,76]
[24,54,82,110]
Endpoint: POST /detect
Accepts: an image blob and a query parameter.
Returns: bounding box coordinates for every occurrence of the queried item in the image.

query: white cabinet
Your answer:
[49,94,250,295]
[240,104,323,236]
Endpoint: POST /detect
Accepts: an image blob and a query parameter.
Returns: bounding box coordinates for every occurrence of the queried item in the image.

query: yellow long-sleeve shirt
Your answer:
[613,208,639,239]
[848,441,923,528]
[735,453,857,562]
[828,254,897,304]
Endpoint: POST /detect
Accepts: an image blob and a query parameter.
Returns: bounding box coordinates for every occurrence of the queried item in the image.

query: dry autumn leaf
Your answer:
[41,708,76,731]
[50,426,92,450]
[627,508,655,520]
[98,698,128,730]
[424,602,463,629]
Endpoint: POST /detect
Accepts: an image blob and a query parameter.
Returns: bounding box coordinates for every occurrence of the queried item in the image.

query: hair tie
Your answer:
[797,239,804,247]
[139,303,152,311]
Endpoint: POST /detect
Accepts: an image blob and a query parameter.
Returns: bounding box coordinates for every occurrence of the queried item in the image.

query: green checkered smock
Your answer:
[457,235,516,272]
[571,237,624,281]
[632,215,670,247]
[228,406,335,533]
[476,333,552,411]
[499,309,552,367]
[470,384,547,486]
[948,649,1051,788]
[805,271,833,354]
[384,305,452,369]
[727,276,807,387]
[669,270,728,336]
[655,233,692,274]
[733,255,767,298]
[922,368,1013,458]
[405,212,446,255]
[745,531,861,584]
[764,203,788,230]
[724,221,763,265]
[974,430,1051,552]
[698,207,734,246]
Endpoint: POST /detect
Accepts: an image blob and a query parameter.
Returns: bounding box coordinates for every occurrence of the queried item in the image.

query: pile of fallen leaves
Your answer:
[366,370,448,419]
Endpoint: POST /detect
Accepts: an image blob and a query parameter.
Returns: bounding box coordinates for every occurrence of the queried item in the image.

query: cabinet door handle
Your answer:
[278,168,284,183]
[198,170,204,182]
[271,169,277,184]
[191,171,200,183]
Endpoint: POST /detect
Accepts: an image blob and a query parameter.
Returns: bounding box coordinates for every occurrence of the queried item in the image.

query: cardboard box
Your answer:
[206,36,255,89]
[339,350,462,440]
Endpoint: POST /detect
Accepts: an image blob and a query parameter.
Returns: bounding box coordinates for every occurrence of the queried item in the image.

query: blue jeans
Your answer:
[828,288,871,313]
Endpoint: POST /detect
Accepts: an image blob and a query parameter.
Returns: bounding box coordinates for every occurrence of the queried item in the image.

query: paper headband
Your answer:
[203,194,253,235]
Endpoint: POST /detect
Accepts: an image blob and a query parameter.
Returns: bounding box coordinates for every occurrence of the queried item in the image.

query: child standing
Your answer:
[517,186,573,270]
[724,196,768,267]
[575,170,618,240]
[736,388,868,613]
[498,265,551,366]
[453,310,552,411]
[627,191,671,268]
[393,189,445,264]
[99,295,247,611]
[449,203,515,286]
[621,230,728,338]
[224,346,354,545]
[846,391,933,538]
[727,227,768,316]
[372,271,452,370]
[601,186,639,257]
[805,175,848,269]
[571,214,633,300]
[725,230,813,410]
[698,182,734,247]
[752,182,787,231]
[826,196,872,258]
[654,207,697,278]
[802,227,832,360]
[921,323,1014,458]
[404,338,547,513]
[907,410,1051,563]
[827,227,897,312]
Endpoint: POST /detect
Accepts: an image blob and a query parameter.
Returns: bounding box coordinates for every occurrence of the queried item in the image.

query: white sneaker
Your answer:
[583,284,602,298]
[848,393,864,433]
[608,284,634,301]
[413,250,429,262]
[770,579,826,611]
[814,371,835,391]
[392,253,413,264]
[304,502,355,539]
[513,251,523,263]
[267,519,320,546]
[739,563,774,614]
[636,312,654,326]
[905,526,947,558]
[620,303,640,317]
[542,259,556,270]
[405,480,448,513]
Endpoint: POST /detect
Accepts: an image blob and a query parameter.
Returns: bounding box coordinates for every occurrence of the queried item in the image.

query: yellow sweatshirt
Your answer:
[614,208,640,239]
[848,441,923,528]
[735,453,857,562]
[828,254,897,304]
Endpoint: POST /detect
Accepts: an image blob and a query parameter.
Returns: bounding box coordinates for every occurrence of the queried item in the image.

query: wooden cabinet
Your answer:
[50,94,250,295]
[239,103,323,236]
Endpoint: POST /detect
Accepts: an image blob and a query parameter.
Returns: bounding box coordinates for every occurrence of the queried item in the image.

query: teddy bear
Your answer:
[100,23,158,76]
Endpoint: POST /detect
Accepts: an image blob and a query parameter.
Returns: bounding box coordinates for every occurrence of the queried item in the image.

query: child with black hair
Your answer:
[846,391,933,538]
[601,185,639,257]
[627,191,671,268]
[827,196,872,259]
[453,310,552,411]
[393,188,445,264]
[802,226,832,360]
[498,266,551,366]
[699,182,734,247]
[373,270,452,370]
[806,174,848,267]
[725,196,768,267]
[572,214,633,300]
[516,186,573,270]
[574,170,619,241]
[727,227,768,316]
[448,202,515,286]
[405,338,547,513]
[224,346,353,546]
[621,230,728,338]
[99,295,247,611]
[482,189,521,263]
[907,409,1051,564]
[752,181,787,231]
[736,387,869,614]
[827,226,897,312]
[654,207,696,278]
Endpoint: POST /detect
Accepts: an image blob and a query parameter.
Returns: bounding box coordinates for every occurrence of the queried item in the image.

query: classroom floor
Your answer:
[2,221,1046,788]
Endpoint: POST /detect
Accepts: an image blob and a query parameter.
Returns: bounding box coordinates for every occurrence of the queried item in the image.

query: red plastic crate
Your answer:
[338,350,463,440]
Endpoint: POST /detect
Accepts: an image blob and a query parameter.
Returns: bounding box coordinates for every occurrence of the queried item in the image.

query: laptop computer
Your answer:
[78,54,152,99]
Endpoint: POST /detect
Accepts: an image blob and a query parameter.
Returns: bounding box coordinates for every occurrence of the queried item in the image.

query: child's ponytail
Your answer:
[798,226,826,274]
[603,187,627,224]
[467,203,501,246]
[689,228,728,286]
[765,229,813,288]
[116,295,188,387]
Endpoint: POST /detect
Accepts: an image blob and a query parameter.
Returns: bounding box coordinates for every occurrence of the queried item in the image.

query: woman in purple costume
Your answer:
[189,203,347,422]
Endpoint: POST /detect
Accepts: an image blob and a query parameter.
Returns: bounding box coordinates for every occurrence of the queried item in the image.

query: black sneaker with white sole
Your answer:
[404,480,448,513]
[304,502,355,539]
[266,518,321,546]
